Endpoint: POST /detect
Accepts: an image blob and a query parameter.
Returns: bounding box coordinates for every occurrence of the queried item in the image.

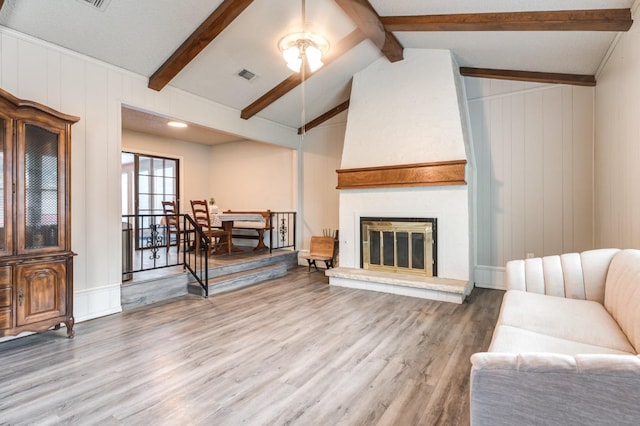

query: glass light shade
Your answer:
[305,45,323,72]
[283,46,303,72]
[279,31,329,74]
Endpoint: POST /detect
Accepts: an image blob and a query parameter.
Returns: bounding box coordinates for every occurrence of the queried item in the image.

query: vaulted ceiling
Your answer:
[0,0,634,136]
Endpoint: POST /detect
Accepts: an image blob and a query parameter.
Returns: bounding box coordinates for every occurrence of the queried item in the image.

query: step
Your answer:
[325,267,473,304]
[121,271,189,310]
[122,250,298,309]
[188,263,288,297]
[197,250,298,279]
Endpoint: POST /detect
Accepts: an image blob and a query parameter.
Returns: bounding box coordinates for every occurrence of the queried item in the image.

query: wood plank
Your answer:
[542,88,564,256]
[524,91,544,258]
[0,268,503,424]
[0,1,5,13]
[336,160,466,190]
[241,30,365,120]
[460,67,596,87]
[510,93,526,261]
[298,99,350,134]
[381,9,633,32]
[148,0,254,91]
[333,0,403,62]
[561,87,574,253]
[572,87,594,252]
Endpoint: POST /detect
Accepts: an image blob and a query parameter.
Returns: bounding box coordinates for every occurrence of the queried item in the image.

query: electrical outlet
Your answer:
[526,253,535,259]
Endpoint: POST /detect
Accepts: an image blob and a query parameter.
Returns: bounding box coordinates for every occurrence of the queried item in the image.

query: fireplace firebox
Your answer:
[360,217,437,276]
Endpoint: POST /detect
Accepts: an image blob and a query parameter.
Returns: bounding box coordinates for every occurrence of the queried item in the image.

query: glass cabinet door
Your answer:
[17,120,67,254]
[0,115,12,256]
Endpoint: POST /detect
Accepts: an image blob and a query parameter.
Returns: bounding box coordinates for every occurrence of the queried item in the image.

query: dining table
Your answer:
[211,213,266,253]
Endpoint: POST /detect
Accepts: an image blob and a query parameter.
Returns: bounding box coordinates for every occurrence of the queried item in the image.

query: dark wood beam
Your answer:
[298,100,350,135]
[337,160,467,190]
[381,9,632,32]
[241,30,366,120]
[148,0,254,91]
[0,1,5,12]
[333,0,403,62]
[460,67,596,87]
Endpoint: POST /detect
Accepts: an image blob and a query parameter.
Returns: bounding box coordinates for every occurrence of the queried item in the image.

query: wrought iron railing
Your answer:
[269,211,296,252]
[183,214,210,296]
[122,211,297,293]
[122,213,185,277]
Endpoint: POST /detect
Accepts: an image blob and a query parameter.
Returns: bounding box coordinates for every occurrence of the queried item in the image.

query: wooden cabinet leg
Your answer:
[65,317,75,339]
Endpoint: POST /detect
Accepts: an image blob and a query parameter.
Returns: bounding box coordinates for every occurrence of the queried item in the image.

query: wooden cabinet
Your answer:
[0,88,78,339]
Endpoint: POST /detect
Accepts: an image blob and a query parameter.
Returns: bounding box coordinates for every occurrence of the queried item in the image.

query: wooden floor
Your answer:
[0,267,503,425]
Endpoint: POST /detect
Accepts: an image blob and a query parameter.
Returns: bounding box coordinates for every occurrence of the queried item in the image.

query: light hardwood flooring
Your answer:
[0,267,503,425]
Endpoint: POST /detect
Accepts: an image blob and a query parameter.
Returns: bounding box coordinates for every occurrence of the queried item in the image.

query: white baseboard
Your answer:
[74,284,122,322]
[474,265,506,290]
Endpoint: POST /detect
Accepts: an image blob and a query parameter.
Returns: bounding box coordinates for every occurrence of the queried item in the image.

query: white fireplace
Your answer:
[327,49,474,302]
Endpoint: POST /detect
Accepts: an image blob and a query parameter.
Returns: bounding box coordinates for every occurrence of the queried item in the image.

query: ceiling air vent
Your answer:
[237,69,257,81]
[77,0,112,11]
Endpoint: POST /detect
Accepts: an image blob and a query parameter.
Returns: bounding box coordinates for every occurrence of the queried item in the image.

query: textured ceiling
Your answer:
[0,0,634,140]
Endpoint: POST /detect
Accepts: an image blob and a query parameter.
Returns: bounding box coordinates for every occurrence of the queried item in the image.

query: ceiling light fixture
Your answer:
[278,0,329,73]
[167,121,187,128]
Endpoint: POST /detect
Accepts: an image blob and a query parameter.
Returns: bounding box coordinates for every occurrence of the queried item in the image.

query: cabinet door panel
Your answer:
[16,261,66,326]
[16,120,67,254]
[0,307,11,329]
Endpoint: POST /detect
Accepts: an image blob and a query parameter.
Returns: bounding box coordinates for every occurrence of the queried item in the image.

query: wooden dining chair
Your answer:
[190,199,231,256]
[161,200,183,253]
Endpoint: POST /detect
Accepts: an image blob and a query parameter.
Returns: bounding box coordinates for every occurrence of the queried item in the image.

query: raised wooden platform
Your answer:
[325,267,474,304]
[121,249,298,309]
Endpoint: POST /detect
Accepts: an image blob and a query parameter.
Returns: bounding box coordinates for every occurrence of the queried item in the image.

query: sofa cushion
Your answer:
[489,325,633,355]
[495,290,635,354]
[580,248,620,303]
[604,249,640,353]
[505,249,620,302]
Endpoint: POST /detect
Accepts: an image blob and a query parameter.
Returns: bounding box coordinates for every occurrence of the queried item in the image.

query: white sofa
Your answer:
[470,248,640,426]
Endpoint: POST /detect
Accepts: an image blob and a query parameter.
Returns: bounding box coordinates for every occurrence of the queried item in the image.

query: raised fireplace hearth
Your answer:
[361,217,437,277]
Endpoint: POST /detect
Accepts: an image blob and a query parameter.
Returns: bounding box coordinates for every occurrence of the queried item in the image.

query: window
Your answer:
[121,152,179,215]
[121,152,179,250]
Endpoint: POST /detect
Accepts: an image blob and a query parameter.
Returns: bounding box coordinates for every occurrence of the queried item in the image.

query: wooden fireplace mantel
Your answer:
[336,160,467,190]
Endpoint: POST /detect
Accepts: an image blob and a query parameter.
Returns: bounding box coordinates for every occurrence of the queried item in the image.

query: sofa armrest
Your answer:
[470,352,640,426]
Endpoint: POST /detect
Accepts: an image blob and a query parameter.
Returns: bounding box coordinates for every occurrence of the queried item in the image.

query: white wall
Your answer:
[122,129,213,214]
[466,78,594,289]
[594,11,640,250]
[342,49,468,168]
[208,140,295,212]
[0,27,298,321]
[301,119,345,250]
[207,122,345,252]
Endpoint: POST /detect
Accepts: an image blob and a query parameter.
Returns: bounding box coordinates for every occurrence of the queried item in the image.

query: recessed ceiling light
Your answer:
[168,121,187,128]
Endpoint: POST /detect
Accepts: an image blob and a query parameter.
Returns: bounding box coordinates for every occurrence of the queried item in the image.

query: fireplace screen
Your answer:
[361,217,437,276]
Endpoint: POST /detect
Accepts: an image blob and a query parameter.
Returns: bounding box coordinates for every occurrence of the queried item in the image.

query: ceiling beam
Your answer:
[460,67,596,87]
[381,9,632,32]
[148,0,254,91]
[241,30,366,120]
[333,0,403,62]
[298,99,350,135]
